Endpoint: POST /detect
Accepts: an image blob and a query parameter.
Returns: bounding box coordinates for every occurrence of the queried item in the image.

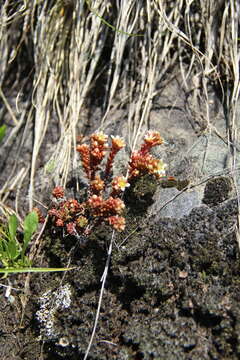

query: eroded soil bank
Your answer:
[0,175,240,360]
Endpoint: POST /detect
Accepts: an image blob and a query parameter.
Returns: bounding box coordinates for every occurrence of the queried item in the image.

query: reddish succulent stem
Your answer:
[77,144,91,179]
[105,149,118,179]
[139,143,150,156]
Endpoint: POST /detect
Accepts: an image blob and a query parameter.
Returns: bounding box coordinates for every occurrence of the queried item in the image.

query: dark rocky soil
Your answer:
[0,174,239,360]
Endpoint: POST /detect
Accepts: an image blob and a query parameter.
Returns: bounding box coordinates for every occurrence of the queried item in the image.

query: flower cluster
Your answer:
[128,131,166,180]
[76,132,108,181]
[48,130,166,235]
[48,187,125,234]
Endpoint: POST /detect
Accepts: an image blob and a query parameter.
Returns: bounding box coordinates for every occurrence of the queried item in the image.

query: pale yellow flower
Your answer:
[111,135,125,150]
[112,176,130,191]
[144,131,164,146]
[91,132,108,145]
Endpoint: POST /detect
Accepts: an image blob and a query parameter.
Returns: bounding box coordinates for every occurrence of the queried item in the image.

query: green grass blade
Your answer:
[85,0,142,37]
[0,267,75,274]
[0,125,6,143]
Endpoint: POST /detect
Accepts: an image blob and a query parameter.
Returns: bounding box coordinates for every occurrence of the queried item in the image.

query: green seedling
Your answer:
[21,212,38,262]
[0,124,6,143]
[0,214,22,268]
[0,212,74,276]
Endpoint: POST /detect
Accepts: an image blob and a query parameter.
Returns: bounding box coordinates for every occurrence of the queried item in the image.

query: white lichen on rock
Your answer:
[36,284,72,339]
